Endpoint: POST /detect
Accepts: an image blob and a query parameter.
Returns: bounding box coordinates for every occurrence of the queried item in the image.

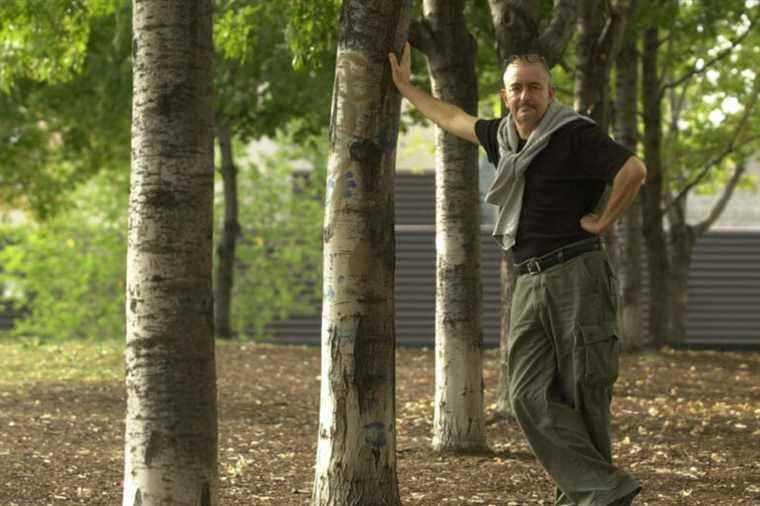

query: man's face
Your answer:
[500,62,556,135]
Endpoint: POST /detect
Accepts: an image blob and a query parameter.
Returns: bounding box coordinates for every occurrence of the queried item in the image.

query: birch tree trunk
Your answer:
[410,0,487,453]
[214,120,240,339]
[311,1,410,504]
[641,27,669,348]
[488,0,577,419]
[124,1,217,505]
[613,33,644,351]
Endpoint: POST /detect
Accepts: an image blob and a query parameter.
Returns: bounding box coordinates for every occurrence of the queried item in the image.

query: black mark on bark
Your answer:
[144,430,165,466]
[350,140,382,194]
[156,85,193,117]
[144,188,177,210]
[364,421,387,468]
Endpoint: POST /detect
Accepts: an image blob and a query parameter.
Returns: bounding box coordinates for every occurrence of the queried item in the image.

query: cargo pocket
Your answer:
[573,323,619,387]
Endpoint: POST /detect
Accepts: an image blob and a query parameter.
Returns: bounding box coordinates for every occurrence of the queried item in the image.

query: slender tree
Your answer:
[612,31,645,350]
[638,2,758,345]
[123,1,217,505]
[214,119,240,339]
[663,75,759,342]
[640,26,669,347]
[409,0,488,454]
[311,1,410,504]
[575,0,637,281]
[487,0,577,419]
[210,0,338,338]
[658,6,759,342]
[575,0,637,129]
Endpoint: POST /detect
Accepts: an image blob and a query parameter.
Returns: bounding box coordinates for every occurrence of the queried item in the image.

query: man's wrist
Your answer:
[396,81,415,99]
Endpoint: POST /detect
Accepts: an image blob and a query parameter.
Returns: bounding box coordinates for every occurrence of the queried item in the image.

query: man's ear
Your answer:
[500,88,508,105]
[548,85,556,102]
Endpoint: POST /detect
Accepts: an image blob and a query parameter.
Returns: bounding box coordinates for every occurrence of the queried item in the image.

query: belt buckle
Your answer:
[526,260,542,275]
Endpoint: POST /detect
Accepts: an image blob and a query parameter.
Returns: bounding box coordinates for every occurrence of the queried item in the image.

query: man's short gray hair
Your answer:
[502,54,552,85]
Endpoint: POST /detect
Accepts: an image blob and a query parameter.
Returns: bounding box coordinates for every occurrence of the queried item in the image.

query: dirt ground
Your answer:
[1,343,758,505]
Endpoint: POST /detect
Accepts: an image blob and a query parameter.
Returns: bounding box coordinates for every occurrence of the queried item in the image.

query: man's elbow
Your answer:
[629,157,647,185]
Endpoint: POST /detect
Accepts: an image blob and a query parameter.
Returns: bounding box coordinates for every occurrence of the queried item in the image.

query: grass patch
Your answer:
[0,338,245,386]
[0,338,124,385]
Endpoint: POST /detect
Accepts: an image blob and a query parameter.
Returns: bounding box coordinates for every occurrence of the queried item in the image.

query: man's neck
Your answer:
[516,125,533,139]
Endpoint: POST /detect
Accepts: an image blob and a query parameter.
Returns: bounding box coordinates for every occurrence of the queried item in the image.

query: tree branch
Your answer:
[694,161,748,237]
[664,81,759,213]
[598,0,637,63]
[537,0,578,66]
[409,18,435,56]
[661,17,757,94]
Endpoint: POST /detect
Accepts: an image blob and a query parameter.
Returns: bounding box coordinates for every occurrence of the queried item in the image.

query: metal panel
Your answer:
[269,173,760,348]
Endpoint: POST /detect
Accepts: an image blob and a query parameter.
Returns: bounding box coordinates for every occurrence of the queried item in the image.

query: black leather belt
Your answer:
[515,239,602,276]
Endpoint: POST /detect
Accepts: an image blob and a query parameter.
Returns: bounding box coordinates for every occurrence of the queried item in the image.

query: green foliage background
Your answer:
[0,170,128,340]
[0,0,757,343]
[219,134,326,339]
[0,134,326,341]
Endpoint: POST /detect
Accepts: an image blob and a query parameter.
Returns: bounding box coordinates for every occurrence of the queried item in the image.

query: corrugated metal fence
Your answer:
[270,172,760,348]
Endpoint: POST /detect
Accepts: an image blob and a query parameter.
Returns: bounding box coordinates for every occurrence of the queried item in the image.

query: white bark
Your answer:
[433,218,486,452]
[311,2,410,503]
[432,176,486,451]
[124,1,217,505]
[421,0,487,451]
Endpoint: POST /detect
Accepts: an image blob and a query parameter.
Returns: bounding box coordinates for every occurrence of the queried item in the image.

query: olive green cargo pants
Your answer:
[508,248,640,506]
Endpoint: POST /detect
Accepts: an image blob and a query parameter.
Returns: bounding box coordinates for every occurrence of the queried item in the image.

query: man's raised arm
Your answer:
[389,43,479,144]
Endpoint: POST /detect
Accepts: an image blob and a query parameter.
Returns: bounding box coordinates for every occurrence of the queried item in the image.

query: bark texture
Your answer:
[575,0,636,274]
[214,120,240,339]
[124,1,217,505]
[411,0,487,454]
[574,0,635,129]
[665,200,694,343]
[641,27,668,348]
[311,1,410,504]
[488,0,577,68]
[613,33,644,351]
[487,0,577,418]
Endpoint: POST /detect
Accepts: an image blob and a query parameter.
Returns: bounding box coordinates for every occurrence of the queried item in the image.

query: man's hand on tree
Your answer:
[388,42,412,91]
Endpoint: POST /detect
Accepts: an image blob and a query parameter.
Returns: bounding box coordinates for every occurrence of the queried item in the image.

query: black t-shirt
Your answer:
[475,117,633,263]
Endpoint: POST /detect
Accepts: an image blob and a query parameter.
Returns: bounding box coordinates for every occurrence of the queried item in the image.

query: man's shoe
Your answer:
[610,487,641,505]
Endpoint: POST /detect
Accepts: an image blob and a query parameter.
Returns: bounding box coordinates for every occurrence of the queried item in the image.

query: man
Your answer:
[389,43,645,506]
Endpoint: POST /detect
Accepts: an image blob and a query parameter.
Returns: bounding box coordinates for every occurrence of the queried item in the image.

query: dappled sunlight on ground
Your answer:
[0,342,758,505]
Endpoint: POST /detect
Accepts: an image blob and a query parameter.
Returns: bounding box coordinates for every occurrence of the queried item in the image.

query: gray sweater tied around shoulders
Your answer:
[484,101,594,252]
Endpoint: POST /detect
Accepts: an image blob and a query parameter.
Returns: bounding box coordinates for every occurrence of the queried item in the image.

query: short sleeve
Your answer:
[475,118,503,166]
[572,121,634,183]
